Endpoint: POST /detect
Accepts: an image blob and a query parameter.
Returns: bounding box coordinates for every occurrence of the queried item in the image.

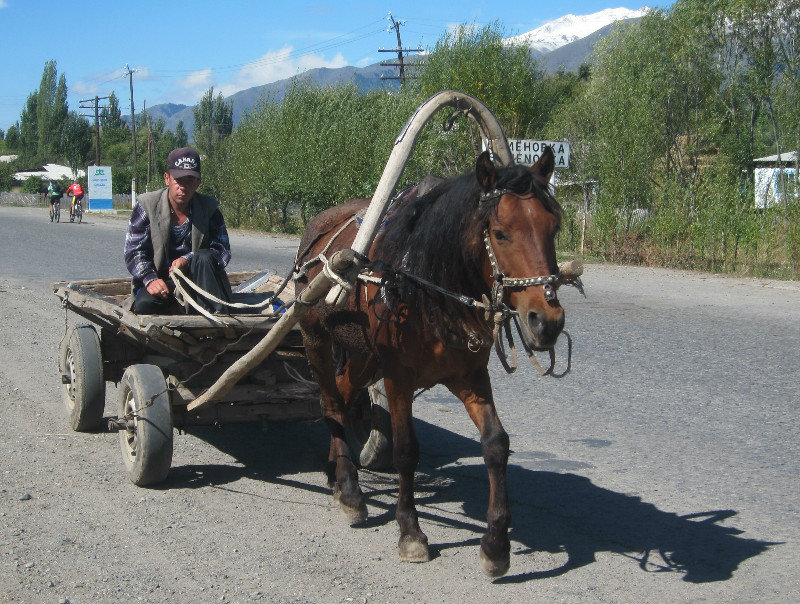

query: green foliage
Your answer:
[18,93,38,161]
[549,0,800,278]
[192,87,233,159]
[61,111,93,174]
[21,175,44,194]
[211,82,417,232]
[418,22,545,137]
[4,124,19,151]
[0,161,14,191]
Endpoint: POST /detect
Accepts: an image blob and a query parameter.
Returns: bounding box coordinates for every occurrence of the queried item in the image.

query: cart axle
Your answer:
[107,417,133,432]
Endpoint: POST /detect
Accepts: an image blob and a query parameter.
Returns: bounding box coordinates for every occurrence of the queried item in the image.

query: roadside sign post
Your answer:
[88,166,113,211]
[506,139,570,169]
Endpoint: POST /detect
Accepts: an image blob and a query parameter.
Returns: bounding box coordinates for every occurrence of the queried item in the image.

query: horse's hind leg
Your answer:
[447,369,511,577]
[385,375,429,562]
[300,314,367,525]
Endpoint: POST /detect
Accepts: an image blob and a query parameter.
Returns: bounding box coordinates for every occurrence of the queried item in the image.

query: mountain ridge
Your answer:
[140,8,646,135]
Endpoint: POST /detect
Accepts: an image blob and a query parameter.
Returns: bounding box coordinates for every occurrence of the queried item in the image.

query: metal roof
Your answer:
[753,151,797,164]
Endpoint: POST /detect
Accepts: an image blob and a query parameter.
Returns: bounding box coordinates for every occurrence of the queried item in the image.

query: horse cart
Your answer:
[52,270,392,486]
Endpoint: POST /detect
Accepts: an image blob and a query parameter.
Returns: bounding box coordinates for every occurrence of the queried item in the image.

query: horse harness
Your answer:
[293,187,578,377]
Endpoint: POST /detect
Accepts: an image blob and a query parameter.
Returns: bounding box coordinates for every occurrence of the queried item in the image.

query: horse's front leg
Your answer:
[300,315,367,525]
[447,368,511,577]
[384,375,429,562]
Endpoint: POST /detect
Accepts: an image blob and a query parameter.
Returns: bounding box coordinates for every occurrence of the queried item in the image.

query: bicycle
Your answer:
[50,197,61,223]
[68,193,83,224]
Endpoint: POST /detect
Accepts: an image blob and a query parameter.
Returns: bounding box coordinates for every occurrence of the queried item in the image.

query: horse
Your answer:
[293,147,564,577]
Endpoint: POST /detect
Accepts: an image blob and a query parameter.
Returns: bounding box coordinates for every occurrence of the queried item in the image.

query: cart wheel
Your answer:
[61,325,105,431]
[118,364,173,486]
[346,379,393,470]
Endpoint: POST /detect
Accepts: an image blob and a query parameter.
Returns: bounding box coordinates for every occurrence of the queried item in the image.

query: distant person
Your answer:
[123,147,232,315]
[47,181,63,222]
[65,180,84,221]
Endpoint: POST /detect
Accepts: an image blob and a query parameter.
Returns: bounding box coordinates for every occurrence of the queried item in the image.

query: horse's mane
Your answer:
[374,163,561,343]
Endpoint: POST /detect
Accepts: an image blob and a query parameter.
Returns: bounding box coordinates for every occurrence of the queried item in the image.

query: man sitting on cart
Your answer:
[124,146,232,315]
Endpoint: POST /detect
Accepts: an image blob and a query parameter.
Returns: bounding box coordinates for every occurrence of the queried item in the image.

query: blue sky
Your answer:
[0,1,671,131]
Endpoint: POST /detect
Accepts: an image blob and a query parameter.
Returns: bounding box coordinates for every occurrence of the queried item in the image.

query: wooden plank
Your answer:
[170,380,319,406]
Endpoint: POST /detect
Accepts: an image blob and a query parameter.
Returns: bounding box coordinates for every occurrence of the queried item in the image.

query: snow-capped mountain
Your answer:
[506,7,650,54]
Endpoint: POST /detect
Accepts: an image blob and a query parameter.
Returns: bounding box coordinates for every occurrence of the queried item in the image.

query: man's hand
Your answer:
[145,278,170,299]
[169,256,190,274]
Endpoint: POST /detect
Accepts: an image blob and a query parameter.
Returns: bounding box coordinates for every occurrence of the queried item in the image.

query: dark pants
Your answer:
[133,249,232,315]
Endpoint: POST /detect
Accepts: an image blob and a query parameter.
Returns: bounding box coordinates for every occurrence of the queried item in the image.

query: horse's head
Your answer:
[475,148,564,350]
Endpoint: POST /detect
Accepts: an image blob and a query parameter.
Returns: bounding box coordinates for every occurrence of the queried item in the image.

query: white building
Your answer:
[13,163,86,183]
[754,151,797,208]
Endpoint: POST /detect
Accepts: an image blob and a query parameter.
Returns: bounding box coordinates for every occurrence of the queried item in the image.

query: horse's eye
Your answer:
[493,229,507,241]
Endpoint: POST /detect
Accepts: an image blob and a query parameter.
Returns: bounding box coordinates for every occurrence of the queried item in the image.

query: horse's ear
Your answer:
[475,150,496,191]
[531,145,555,183]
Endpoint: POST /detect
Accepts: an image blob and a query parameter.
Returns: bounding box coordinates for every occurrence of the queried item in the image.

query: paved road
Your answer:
[1,205,798,603]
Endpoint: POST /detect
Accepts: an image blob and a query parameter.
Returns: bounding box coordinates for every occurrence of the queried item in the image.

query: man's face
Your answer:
[165,172,201,206]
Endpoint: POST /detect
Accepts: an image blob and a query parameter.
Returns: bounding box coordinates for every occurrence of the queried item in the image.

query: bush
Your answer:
[21,176,45,194]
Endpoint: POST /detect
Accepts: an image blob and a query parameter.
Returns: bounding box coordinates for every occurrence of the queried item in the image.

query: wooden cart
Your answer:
[52,271,392,486]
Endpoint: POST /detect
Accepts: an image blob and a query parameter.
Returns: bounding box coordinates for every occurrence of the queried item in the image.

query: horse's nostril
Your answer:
[527,311,543,338]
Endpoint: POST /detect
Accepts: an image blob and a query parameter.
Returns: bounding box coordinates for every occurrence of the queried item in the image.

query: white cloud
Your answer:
[176,69,213,92]
[215,46,348,98]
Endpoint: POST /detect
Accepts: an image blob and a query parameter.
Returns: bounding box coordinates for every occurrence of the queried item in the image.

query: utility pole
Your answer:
[124,63,138,203]
[144,101,156,191]
[79,95,110,166]
[378,13,423,85]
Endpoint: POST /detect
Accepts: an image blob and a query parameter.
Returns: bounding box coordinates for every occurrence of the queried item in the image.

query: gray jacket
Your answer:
[130,188,221,293]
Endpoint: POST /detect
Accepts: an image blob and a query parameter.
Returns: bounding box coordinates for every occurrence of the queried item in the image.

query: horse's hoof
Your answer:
[479,547,510,577]
[398,535,430,563]
[331,484,368,526]
[339,500,368,526]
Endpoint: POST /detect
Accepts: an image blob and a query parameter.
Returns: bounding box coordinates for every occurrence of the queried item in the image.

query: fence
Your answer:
[0,192,133,210]
[0,192,44,207]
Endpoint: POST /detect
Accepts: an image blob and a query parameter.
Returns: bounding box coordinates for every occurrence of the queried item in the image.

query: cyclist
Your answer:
[66,181,85,221]
[47,181,64,222]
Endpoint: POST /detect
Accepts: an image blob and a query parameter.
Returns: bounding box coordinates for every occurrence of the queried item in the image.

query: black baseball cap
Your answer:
[167,147,201,179]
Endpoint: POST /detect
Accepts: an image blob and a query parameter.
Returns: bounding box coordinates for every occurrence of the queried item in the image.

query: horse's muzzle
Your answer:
[523,307,564,350]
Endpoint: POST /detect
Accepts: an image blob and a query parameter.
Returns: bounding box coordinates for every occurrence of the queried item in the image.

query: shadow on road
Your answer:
[164,416,776,584]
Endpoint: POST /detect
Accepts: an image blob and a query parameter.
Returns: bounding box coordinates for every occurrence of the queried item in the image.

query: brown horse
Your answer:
[294,148,564,576]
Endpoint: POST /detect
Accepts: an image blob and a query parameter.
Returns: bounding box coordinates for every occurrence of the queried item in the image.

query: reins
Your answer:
[171,183,583,379]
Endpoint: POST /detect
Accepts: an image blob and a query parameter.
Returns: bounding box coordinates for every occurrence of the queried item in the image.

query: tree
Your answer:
[100,92,126,130]
[0,161,14,191]
[18,94,38,161]
[175,121,188,147]
[33,61,69,161]
[36,61,58,158]
[61,111,93,174]
[416,21,547,171]
[192,87,233,158]
[4,124,19,151]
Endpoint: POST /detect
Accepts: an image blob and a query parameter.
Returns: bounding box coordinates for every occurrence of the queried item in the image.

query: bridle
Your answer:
[479,187,573,377]
[479,187,561,310]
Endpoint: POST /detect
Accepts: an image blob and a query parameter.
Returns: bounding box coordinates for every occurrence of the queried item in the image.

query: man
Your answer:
[47,181,63,222]
[65,180,84,221]
[124,147,232,314]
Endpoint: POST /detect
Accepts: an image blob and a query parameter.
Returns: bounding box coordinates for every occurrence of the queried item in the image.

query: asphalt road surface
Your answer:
[1,205,798,603]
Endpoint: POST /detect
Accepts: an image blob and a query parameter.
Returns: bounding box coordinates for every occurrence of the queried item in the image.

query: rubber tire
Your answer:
[345,379,393,470]
[61,326,105,431]
[76,202,82,224]
[118,364,173,487]
[54,202,60,223]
